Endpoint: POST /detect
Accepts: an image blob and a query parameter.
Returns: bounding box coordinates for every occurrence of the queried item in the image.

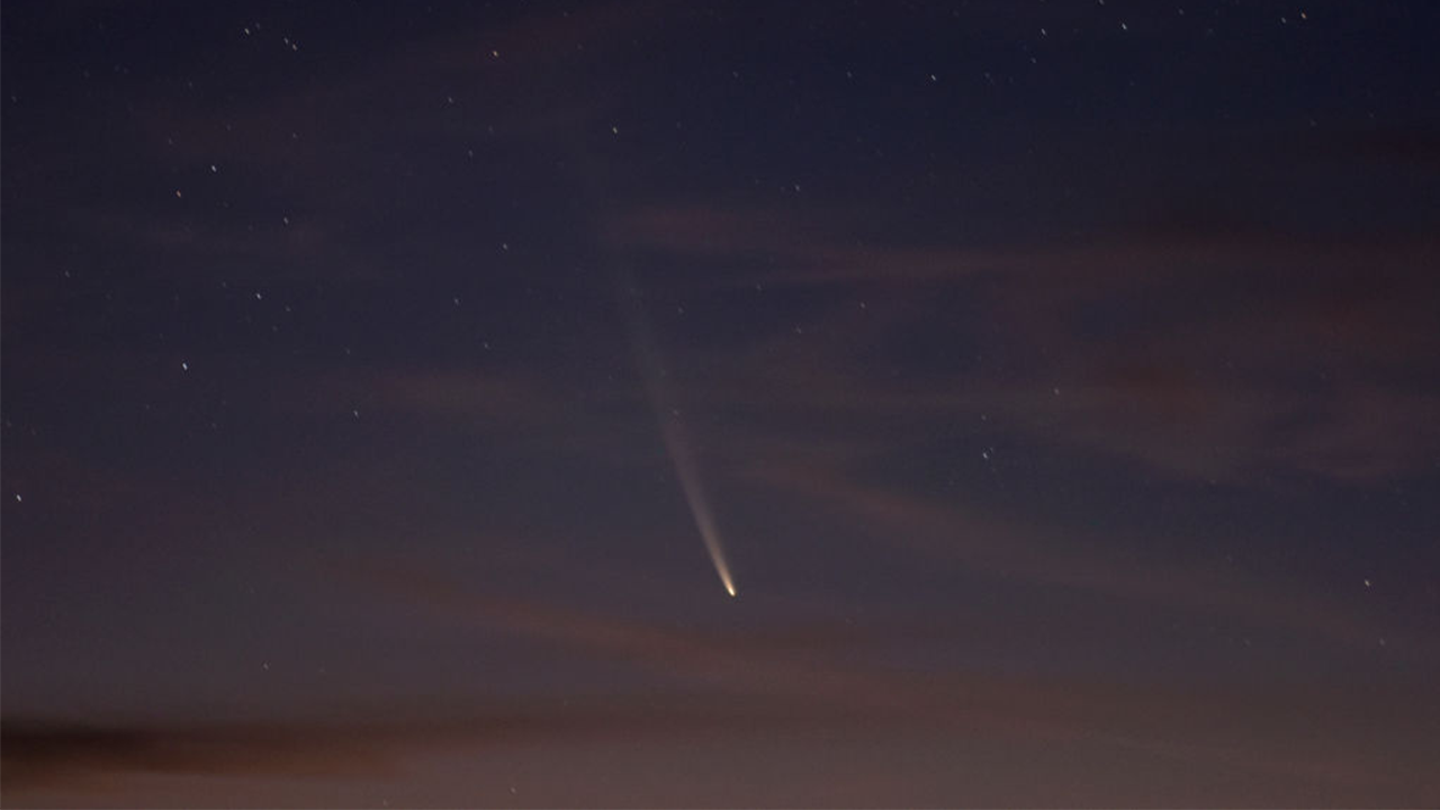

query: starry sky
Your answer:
[3,1,1439,806]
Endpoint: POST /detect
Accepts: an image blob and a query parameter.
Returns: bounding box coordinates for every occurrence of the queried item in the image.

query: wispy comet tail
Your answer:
[619,273,738,598]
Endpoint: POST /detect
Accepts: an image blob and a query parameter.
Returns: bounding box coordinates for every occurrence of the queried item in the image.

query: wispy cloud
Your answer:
[604,198,1439,487]
[10,560,1434,806]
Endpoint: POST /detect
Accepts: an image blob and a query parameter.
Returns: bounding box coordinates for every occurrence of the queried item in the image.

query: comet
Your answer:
[659,413,738,597]
[618,271,737,598]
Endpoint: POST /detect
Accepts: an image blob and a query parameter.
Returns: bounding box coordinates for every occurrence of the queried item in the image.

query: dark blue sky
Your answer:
[4,1,1439,806]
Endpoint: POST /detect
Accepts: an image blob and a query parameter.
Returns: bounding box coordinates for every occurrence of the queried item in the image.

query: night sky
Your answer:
[3,1,1440,806]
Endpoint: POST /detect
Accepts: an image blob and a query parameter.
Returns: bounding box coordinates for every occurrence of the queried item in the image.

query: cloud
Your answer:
[12,558,1432,806]
[602,197,1440,487]
[746,459,1427,652]
[1,718,397,793]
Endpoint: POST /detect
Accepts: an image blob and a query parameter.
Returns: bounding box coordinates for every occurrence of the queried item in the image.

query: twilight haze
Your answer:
[3,1,1438,807]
